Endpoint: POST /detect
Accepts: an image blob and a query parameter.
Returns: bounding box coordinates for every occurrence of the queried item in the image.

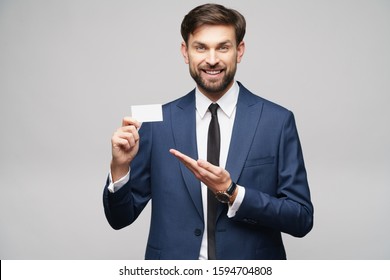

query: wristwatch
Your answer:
[215,181,237,203]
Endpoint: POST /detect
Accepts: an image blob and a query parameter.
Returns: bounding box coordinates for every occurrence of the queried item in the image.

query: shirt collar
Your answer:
[195,81,240,119]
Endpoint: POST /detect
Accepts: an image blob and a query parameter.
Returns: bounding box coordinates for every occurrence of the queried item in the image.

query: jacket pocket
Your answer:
[244,156,275,168]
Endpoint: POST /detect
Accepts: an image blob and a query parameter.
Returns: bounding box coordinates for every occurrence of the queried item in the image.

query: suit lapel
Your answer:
[219,86,263,216]
[171,91,204,220]
[226,86,263,182]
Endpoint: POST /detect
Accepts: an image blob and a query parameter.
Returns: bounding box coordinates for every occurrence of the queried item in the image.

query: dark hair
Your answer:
[181,3,246,46]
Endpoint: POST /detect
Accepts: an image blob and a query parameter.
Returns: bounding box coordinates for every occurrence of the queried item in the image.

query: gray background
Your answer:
[1,0,389,259]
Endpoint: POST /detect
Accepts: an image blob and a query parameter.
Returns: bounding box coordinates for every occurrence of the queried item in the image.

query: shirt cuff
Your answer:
[227,185,245,218]
[107,169,130,193]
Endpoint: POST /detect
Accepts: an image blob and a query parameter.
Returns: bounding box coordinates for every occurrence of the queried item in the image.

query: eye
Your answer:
[218,45,229,52]
[195,45,206,52]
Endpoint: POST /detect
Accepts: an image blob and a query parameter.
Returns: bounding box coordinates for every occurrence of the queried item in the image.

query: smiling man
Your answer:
[103,3,313,260]
[182,24,245,101]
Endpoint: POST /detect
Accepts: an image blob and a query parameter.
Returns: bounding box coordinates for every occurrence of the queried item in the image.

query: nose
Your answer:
[205,49,220,66]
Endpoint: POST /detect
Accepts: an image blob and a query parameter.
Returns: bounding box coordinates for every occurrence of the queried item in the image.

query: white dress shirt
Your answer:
[107,81,245,260]
[195,81,245,259]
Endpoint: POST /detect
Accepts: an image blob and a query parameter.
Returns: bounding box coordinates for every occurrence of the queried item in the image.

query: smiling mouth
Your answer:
[203,70,223,75]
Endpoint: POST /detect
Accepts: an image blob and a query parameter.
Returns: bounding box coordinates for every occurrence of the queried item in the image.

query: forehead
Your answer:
[189,25,236,45]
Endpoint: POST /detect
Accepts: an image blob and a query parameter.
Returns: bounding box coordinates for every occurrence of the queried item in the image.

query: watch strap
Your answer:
[226,181,237,195]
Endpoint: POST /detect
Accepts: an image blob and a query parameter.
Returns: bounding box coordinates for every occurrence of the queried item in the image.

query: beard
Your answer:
[189,65,237,97]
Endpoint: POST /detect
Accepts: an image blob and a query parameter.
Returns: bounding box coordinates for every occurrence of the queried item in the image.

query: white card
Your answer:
[130,104,163,122]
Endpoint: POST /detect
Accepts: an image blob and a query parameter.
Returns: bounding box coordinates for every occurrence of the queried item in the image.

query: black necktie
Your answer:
[207,103,220,260]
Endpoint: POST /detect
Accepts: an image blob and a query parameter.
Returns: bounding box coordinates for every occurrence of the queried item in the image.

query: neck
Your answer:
[197,80,235,102]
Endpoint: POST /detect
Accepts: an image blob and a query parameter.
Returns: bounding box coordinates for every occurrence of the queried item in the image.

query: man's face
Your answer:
[181,25,245,101]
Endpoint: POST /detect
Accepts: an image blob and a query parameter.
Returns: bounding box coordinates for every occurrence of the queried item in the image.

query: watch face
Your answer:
[215,192,230,203]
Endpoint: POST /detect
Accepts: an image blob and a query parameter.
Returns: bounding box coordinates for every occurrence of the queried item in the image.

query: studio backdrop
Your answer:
[0,0,389,259]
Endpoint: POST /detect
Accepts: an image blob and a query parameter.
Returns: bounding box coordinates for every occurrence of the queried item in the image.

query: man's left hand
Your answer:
[169,148,231,194]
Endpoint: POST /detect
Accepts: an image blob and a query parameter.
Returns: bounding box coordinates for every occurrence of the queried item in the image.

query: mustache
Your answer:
[200,65,223,71]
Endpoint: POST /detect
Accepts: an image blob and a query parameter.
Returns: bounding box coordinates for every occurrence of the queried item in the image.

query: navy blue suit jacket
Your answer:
[103,83,313,259]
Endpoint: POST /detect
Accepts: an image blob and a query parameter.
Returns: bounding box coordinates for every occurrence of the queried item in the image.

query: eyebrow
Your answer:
[191,40,234,47]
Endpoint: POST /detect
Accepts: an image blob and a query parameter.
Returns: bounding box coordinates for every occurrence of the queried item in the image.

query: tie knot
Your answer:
[209,103,219,116]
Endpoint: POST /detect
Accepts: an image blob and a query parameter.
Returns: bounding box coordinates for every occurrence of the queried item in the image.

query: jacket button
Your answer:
[243,218,258,225]
[194,229,202,236]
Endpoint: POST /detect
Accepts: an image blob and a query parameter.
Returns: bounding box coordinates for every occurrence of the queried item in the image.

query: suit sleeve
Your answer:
[102,123,153,230]
[232,112,314,237]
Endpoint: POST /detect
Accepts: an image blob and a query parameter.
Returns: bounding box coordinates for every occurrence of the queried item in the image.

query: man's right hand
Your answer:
[111,117,141,182]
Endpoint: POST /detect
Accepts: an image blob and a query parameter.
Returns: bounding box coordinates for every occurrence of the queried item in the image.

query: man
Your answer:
[103,3,313,260]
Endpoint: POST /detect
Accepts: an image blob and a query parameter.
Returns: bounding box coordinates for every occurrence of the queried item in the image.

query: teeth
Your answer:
[205,70,221,75]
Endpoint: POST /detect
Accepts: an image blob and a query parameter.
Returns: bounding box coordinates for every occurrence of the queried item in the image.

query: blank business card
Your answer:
[130,104,163,122]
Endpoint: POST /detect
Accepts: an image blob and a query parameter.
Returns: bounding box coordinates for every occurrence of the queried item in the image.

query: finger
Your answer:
[119,126,140,142]
[169,149,203,174]
[170,149,222,186]
[112,135,131,150]
[169,149,198,169]
[122,117,141,129]
[197,159,224,177]
[169,149,195,163]
[113,131,137,150]
[119,131,137,147]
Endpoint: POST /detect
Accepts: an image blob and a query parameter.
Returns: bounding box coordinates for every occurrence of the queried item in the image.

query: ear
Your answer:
[236,41,245,63]
[181,41,189,64]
